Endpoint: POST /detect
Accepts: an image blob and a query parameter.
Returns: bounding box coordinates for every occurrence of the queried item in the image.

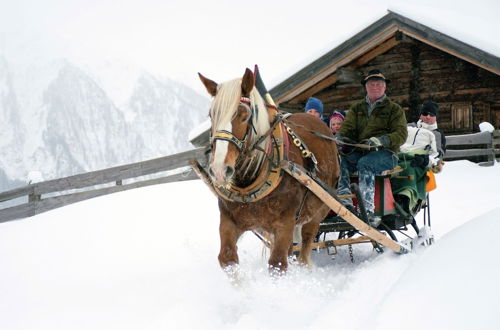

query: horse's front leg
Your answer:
[298,220,320,266]
[268,222,294,273]
[218,212,243,269]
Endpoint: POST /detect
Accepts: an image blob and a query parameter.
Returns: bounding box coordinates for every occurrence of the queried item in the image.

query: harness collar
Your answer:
[199,106,288,203]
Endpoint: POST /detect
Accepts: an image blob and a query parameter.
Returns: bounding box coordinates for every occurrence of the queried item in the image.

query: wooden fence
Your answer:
[0,147,208,224]
[1,129,498,224]
[444,130,500,166]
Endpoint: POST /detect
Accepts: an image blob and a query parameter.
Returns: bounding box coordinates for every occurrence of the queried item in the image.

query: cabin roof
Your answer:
[269,11,500,104]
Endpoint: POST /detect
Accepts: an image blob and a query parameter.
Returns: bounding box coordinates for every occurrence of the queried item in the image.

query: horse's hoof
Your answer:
[267,264,287,277]
[222,264,245,286]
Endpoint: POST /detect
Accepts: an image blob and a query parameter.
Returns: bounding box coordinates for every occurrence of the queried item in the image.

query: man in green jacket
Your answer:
[337,69,407,227]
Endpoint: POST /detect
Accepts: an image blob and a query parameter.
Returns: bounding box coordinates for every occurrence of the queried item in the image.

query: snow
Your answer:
[26,170,43,184]
[1,160,499,329]
[1,1,498,94]
[188,118,211,142]
[479,122,495,133]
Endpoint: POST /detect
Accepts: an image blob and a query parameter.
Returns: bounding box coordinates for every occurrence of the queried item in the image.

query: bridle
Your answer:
[210,96,254,153]
[195,96,287,203]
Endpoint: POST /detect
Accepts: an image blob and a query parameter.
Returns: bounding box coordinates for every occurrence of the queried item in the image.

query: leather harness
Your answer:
[194,98,316,203]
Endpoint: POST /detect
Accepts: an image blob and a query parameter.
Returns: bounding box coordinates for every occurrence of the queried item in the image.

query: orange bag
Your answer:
[426,170,437,192]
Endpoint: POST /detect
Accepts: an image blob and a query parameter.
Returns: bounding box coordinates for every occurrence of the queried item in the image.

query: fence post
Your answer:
[487,132,494,165]
[494,130,500,162]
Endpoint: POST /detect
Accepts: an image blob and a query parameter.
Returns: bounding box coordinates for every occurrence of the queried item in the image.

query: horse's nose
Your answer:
[209,164,234,184]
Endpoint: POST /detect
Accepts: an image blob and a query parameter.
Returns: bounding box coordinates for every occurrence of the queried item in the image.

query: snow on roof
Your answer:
[269,6,500,91]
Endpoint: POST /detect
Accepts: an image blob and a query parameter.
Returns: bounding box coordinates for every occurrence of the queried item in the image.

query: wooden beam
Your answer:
[0,170,200,224]
[0,147,207,206]
[27,147,206,196]
[349,35,400,68]
[292,235,373,252]
[289,73,338,104]
[282,161,410,254]
[336,67,362,84]
[0,186,33,203]
[444,148,496,159]
[446,131,493,145]
[399,27,500,76]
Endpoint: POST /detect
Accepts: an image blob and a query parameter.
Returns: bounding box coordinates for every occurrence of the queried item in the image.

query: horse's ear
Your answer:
[241,68,255,97]
[198,73,218,96]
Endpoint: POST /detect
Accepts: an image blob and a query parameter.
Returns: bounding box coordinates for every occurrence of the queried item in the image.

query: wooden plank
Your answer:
[0,170,200,224]
[290,73,338,103]
[0,203,35,224]
[445,131,492,146]
[336,67,362,84]
[190,129,210,148]
[36,171,200,215]
[350,36,400,68]
[281,161,410,254]
[0,186,33,203]
[292,235,373,252]
[444,148,495,159]
[22,148,206,197]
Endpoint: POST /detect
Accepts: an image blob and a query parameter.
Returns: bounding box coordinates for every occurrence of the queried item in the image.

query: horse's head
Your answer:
[198,68,270,186]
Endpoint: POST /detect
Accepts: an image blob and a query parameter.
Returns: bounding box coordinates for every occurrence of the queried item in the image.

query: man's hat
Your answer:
[361,69,391,85]
[421,100,439,116]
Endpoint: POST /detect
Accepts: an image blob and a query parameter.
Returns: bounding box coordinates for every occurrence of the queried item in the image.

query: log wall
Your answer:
[284,37,500,134]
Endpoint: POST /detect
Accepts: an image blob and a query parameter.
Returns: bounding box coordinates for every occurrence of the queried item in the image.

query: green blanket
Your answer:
[391,153,428,210]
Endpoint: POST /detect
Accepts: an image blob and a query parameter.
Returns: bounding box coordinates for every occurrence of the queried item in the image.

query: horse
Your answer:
[197,68,340,273]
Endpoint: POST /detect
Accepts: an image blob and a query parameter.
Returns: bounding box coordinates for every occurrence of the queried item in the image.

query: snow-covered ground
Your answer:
[0,160,499,330]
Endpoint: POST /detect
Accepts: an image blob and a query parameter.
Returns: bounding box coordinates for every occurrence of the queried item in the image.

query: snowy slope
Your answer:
[0,160,498,330]
[0,56,209,189]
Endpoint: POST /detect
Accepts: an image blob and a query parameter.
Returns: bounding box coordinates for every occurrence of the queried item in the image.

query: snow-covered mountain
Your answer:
[0,56,209,191]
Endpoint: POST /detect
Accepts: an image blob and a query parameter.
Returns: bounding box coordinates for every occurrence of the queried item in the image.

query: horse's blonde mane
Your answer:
[210,78,270,178]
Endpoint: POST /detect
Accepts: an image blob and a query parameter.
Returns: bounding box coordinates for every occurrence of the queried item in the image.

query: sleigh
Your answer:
[290,163,434,258]
[191,67,434,272]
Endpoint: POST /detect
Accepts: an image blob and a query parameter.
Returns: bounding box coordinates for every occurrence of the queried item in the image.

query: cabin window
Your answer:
[451,102,472,132]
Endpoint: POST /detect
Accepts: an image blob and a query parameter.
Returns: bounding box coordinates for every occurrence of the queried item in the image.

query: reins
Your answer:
[286,121,374,150]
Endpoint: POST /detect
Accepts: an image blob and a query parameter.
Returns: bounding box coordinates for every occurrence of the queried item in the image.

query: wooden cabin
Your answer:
[269,11,500,134]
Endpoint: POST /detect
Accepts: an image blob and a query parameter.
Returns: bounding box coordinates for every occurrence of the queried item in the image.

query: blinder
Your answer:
[210,97,253,152]
[211,130,247,151]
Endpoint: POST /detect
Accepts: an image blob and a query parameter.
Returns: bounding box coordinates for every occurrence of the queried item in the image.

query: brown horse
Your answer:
[198,68,339,272]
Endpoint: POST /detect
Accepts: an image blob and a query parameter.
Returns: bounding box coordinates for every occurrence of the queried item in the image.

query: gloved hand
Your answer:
[431,159,445,173]
[365,136,383,148]
[340,145,355,155]
[411,154,430,169]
